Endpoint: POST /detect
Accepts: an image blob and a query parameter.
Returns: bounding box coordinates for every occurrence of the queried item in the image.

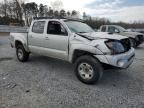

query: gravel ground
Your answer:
[0,36,144,108]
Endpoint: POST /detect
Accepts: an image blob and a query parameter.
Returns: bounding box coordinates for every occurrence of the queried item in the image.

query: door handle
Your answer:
[45,37,49,40]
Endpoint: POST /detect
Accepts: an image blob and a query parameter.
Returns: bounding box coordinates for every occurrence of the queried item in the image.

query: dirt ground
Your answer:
[0,35,144,108]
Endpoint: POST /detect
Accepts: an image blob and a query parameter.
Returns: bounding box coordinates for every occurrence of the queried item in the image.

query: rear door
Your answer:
[28,21,46,54]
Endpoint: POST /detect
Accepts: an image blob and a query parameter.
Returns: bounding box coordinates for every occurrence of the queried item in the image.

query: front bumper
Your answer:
[94,48,135,69]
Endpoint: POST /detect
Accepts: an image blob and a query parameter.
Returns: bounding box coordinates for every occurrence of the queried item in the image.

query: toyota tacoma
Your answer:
[9,18,135,84]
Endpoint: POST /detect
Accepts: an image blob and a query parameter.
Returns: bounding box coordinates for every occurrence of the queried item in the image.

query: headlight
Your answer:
[105,40,125,54]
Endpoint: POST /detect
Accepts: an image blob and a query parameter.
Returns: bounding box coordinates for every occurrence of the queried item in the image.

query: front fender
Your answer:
[69,43,103,62]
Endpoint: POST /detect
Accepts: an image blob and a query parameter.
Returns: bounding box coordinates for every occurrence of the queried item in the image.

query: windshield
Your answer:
[65,21,94,33]
[117,26,127,32]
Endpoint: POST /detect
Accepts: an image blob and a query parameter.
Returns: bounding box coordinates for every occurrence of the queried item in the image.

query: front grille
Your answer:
[120,38,131,52]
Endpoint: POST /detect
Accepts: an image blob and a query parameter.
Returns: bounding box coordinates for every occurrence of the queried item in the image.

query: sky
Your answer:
[5,0,144,22]
[29,0,144,23]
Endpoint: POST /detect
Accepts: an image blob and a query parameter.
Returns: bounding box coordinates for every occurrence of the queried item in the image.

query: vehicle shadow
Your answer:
[28,55,75,79]
[99,69,130,86]
[28,55,132,87]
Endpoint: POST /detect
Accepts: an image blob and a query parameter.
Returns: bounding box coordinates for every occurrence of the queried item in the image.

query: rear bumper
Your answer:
[94,48,135,69]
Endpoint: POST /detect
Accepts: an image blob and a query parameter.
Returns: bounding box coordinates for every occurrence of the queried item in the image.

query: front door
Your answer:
[44,21,69,60]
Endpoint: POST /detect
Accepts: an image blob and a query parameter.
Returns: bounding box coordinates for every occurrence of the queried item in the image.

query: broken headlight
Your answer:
[105,40,125,54]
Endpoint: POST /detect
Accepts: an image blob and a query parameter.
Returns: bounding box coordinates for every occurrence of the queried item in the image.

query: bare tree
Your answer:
[0,0,8,17]
[54,10,59,17]
[39,4,44,17]
[43,5,48,17]
[47,7,54,17]
[14,0,22,22]
[67,11,71,17]
[59,9,66,17]
[71,10,77,16]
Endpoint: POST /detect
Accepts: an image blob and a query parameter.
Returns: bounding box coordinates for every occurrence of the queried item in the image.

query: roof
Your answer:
[33,17,83,22]
[101,25,120,27]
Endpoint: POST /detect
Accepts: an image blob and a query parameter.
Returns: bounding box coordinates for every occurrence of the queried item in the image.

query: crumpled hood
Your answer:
[80,32,127,40]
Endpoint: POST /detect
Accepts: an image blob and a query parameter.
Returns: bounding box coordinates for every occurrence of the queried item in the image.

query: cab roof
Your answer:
[33,17,83,22]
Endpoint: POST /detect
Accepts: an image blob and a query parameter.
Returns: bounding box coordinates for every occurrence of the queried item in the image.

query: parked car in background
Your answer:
[99,25,144,47]
[9,17,135,84]
[130,29,144,34]
[139,31,144,34]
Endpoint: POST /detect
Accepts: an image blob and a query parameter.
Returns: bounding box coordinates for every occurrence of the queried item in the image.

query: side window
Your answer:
[47,21,68,36]
[108,26,120,33]
[32,21,45,34]
[101,26,106,32]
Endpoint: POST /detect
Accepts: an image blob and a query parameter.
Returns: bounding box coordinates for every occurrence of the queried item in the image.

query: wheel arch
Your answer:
[69,44,104,63]
[72,49,100,63]
[15,40,29,52]
[15,40,23,48]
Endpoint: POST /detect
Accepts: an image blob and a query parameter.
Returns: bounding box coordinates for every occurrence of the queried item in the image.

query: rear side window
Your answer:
[101,26,106,32]
[32,21,45,34]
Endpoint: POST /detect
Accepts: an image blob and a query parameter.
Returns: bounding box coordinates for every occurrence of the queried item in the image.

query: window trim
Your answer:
[101,26,106,32]
[32,21,45,34]
[47,21,68,36]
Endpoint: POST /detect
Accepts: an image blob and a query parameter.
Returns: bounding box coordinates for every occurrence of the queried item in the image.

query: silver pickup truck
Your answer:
[9,18,135,84]
[100,25,144,47]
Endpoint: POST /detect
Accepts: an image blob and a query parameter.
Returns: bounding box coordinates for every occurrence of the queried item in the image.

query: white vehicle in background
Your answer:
[99,25,144,47]
[9,17,135,84]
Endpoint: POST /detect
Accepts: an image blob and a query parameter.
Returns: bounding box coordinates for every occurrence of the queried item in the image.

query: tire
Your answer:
[75,55,103,84]
[16,44,29,62]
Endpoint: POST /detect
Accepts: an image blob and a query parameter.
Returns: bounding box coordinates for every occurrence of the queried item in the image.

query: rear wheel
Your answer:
[75,55,103,84]
[16,44,29,62]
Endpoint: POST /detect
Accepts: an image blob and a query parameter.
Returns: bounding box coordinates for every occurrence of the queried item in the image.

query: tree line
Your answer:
[0,0,144,29]
[0,0,79,26]
[84,17,144,29]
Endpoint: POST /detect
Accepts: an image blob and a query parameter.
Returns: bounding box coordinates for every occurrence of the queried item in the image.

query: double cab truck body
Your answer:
[99,25,144,47]
[9,18,135,84]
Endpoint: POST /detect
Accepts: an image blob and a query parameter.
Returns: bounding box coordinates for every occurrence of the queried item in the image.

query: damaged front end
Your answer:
[104,38,134,68]
[105,38,131,55]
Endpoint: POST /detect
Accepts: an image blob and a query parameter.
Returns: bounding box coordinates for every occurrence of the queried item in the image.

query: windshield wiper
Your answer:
[76,32,87,33]
[75,32,94,41]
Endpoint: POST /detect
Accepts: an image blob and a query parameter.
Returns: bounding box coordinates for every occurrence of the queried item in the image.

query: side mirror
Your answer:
[115,29,120,33]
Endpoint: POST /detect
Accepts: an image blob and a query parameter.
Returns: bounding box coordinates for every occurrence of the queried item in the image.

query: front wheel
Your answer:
[16,44,29,62]
[75,55,103,84]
